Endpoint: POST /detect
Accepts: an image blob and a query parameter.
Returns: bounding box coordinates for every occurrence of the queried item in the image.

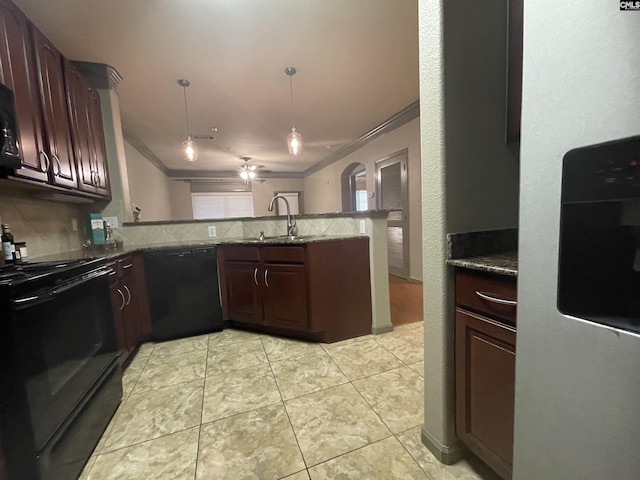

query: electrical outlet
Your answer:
[71,218,78,232]
[208,226,217,237]
[359,219,366,234]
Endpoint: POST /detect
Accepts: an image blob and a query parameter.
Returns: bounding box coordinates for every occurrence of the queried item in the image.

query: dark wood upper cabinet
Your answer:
[0,0,47,182]
[31,28,76,189]
[65,60,110,197]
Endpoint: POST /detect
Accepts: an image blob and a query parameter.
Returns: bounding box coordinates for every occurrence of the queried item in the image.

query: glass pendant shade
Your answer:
[287,127,302,156]
[183,136,197,162]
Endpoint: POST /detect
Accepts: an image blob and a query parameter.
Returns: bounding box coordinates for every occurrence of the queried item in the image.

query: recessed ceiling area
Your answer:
[12,0,419,174]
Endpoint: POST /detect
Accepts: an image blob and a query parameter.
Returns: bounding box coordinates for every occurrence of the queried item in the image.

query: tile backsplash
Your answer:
[0,188,84,258]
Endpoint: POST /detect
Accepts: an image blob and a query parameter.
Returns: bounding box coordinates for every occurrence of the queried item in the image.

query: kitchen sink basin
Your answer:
[231,234,324,243]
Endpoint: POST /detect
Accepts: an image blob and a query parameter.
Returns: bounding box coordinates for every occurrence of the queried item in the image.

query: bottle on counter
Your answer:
[1,224,14,265]
[13,241,28,264]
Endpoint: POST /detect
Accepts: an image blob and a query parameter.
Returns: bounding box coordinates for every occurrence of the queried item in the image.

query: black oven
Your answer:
[558,136,640,334]
[0,260,122,479]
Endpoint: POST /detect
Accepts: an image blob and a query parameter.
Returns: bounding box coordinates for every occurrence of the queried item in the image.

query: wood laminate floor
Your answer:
[389,275,423,327]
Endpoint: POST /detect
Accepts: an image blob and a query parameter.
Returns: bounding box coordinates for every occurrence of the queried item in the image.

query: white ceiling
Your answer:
[13,0,418,174]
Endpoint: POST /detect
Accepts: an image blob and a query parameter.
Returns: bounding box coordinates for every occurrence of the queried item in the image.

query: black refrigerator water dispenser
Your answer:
[558,136,640,334]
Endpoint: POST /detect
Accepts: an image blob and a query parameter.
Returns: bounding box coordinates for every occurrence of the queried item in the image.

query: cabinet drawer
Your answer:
[455,271,517,324]
[220,246,260,262]
[262,246,305,264]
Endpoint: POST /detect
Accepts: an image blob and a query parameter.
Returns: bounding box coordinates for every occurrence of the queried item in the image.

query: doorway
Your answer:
[376,149,409,278]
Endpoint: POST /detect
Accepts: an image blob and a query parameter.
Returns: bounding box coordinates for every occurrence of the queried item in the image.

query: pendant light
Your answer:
[285,67,302,155]
[239,157,257,183]
[178,79,197,162]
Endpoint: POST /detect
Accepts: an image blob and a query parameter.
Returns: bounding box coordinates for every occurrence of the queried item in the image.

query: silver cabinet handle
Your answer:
[109,269,117,276]
[253,267,259,286]
[38,151,51,173]
[123,285,131,305]
[52,154,62,176]
[117,288,125,310]
[96,173,101,186]
[475,291,517,306]
[122,263,133,269]
[264,269,269,288]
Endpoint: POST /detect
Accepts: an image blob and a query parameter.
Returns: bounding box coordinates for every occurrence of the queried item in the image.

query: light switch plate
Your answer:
[359,219,366,234]
[208,226,217,237]
[103,216,119,228]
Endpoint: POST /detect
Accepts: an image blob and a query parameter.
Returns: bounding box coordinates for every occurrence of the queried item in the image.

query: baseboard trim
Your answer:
[421,425,466,465]
[371,324,393,335]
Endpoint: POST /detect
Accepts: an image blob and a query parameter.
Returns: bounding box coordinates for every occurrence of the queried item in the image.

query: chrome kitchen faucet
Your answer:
[268,194,297,236]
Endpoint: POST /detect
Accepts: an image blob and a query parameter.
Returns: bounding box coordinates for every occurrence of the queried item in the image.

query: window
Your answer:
[274,192,301,215]
[191,192,254,219]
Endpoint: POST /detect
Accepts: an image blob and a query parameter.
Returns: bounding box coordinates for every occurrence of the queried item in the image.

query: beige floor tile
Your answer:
[374,329,424,364]
[308,436,428,480]
[409,360,425,377]
[206,338,268,375]
[208,328,259,348]
[396,426,500,480]
[151,334,209,358]
[122,361,145,397]
[271,351,348,400]
[132,349,207,394]
[93,400,125,455]
[353,367,424,433]
[86,427,199,480]
[136,342,155,358]
[325,338,404,380]
[283,471,310,480]
[103,379,203,451]
[196,403,305,480]
[201,366,281,424]
[284,383,391,466]
[261,334,323,362]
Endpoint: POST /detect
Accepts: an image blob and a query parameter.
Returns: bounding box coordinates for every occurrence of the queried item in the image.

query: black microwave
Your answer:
[0,83,21,169]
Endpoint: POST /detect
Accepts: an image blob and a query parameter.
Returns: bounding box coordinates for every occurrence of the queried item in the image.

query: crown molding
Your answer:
[303,100,420,176]
[167,170,305,179]
[121,122,170,175]
[72,61,123,91]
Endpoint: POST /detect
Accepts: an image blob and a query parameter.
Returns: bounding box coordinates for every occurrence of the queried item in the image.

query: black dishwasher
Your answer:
[144,247,223,341]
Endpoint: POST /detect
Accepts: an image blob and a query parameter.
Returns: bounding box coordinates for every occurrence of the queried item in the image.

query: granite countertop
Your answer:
[32,235,368,263]
[447,251,518,277]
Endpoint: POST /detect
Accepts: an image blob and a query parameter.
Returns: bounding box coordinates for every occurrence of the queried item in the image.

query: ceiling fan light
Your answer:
[287,127,302,156]
[183,136,197,161]
[248,170,256,179]
[240,170,249,180]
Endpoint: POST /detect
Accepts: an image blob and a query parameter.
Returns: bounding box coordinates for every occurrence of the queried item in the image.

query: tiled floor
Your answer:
[80,323,499,480]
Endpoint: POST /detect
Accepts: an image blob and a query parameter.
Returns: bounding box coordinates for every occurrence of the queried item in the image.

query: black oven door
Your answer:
[10,267,118,449]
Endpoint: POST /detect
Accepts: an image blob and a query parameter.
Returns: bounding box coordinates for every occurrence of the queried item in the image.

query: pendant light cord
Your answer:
[183,86,191,137]
[289,75,295,128]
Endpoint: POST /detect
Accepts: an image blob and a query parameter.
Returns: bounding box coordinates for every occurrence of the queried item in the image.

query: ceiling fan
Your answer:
[238,156,265,183]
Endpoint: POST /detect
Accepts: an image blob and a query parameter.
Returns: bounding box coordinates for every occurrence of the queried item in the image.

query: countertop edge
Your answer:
[447,254,518,277]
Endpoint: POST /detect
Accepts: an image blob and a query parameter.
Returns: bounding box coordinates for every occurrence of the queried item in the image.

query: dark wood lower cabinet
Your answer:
[109,254,151,366]
[218,238,372,342]
[454,270,517,480]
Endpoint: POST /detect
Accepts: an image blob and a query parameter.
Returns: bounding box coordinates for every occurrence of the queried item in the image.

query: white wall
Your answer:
[304,118,423,280]
[418,0,519,459]
[514,1,640,479]
[124,140,173,221]
[169,180,193,220]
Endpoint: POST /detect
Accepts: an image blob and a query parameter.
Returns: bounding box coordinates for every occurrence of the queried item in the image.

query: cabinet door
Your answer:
[64,60,95,193]
[32,28,76,188]
[455,308,515,480]
[0,0,47,181]
[263,263,308,330]
[225,261,263,325]
[86,86,109,196]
